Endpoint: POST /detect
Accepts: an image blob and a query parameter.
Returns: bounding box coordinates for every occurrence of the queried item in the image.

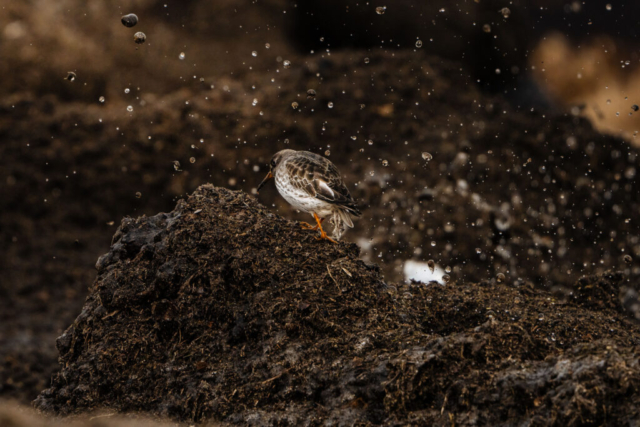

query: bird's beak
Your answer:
[257,171,274,193]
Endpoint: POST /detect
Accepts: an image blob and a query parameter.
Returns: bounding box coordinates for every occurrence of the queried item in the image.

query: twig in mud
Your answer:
[261,367,293,384]
[327,265,340,292]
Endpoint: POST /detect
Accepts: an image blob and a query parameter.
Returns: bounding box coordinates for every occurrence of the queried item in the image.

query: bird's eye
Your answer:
[270,159,276,167]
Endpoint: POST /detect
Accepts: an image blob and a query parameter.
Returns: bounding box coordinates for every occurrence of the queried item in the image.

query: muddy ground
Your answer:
[2,0,640,424]
[31,186,640,425]
[2,47,640,423]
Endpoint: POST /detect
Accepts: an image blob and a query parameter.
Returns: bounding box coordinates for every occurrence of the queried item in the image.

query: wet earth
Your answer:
[2,48,640,424]
[33,186,640,425]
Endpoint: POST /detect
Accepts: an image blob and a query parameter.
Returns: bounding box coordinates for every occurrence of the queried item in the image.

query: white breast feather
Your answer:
[275,163,334,217]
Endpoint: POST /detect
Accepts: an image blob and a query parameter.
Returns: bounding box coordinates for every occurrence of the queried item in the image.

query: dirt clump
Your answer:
[3,49,640,406]
[34,185,640,425]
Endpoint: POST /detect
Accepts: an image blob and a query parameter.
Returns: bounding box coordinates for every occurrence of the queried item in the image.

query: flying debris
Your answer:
[121,14,138,28]
[134,32,146,44]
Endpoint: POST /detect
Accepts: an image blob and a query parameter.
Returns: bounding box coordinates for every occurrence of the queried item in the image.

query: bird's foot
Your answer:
[307,213,335,243]
[300,221,318,230]
[315,231,338,244]
[301,217,324,231]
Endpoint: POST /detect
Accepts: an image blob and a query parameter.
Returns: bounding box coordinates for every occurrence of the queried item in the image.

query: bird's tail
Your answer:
[330,209,357,240]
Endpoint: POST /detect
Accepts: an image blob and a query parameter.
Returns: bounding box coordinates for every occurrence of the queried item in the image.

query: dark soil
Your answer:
[3,47,640,411]
[3,0,640,420]
[32,185,640,425]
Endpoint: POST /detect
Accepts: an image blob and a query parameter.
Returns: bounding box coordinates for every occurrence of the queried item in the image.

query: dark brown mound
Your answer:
[35,185,640,425]
[4,47,640,404]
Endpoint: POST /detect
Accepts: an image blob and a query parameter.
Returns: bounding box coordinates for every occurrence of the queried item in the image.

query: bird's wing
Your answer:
[286,154,361,217]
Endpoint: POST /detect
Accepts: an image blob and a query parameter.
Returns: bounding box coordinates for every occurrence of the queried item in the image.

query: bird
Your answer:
[257,149,362,243]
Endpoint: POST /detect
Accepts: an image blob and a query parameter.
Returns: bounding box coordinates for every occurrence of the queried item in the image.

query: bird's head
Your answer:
[257,149,296,193]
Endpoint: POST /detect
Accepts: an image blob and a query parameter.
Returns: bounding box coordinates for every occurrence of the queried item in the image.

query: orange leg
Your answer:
[312,213,337,244]
[300,217,324,230]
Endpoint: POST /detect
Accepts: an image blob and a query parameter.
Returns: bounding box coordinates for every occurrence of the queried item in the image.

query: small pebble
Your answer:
[134,32,146,44]
[121,14,138,28]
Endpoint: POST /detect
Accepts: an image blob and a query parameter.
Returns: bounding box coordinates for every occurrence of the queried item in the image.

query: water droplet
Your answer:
[382,159,389,167]
[496,273,505,283]
[124,88,130,94]
[375,6,387,15]
[624,254,633,264]
[65,72,76,82]
[126,105,133,112]
[265,43,271,49]
[135,191,142,198]
[606,4,612,11]
[483,24,491,33]
[632,105,639,112]
[190,157,196,164]
[427,259,435,273]
[99,96,105,103]
[415,39,423,48]
[368,139,373,145]
[442,274,451,284]
[173,160,181,171]
[134,32,146,44]
[121,13,138,28]
[328,102,334,108]
[364,57,370,64]
[421,152,432,161]
[291,101,299,109]
[445,266,451,273]
[252,98,258,106]
[283,60,291,69]
[325,150,330,156]
[500,7,511,18]
[475,248,481,254]
[430,241,436,247]
[369,171,375,176]
[179,52,186,60]
[251,51,257,57]
[307,89,316,99]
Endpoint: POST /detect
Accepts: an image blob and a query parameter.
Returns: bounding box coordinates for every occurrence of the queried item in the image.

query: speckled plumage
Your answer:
[259,149,361,240]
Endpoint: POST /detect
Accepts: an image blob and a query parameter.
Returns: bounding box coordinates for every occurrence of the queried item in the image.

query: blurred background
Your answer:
[1,0,640,409]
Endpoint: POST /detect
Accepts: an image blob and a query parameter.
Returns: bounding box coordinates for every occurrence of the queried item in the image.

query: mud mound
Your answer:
[35,185,640,425]
[3,48,640,406]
